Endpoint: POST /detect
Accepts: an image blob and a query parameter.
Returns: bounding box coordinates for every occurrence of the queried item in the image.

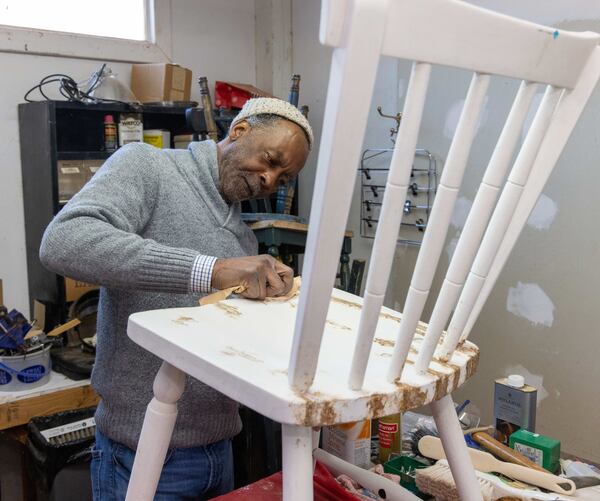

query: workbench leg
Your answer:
[125,362,186,501]
[431,394,483,501]
[282,424,314,501]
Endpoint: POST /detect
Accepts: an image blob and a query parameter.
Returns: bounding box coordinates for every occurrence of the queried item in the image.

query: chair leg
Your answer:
[312,427,321,470]
[125,362,186,501]
[282,424,314,501]
[431,394,483,501]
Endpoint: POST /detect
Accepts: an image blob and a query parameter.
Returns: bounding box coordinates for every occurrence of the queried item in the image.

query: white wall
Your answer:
[294,0,600,461]
[0,0,256,315]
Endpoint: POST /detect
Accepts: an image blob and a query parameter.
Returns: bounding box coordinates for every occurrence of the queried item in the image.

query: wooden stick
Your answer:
[47,319,81,337]
[472,431,547,472]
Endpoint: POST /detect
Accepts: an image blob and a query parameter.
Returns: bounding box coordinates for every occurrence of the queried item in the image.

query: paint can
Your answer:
[118,113,143,146]
[0,345,51,391]
[494,375,537,443]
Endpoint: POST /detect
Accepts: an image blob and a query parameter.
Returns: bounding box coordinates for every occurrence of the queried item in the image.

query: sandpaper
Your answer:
[200,276,301,306]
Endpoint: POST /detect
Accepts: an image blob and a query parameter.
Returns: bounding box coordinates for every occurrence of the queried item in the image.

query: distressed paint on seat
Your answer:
[128,288,480,427]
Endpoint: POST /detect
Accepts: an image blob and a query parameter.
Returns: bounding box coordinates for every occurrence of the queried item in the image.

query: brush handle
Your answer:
[418,436,575,495]
[471,431,547,472]
[496,461,575,495]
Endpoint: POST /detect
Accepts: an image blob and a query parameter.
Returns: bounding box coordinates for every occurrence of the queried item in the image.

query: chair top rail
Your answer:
[321,0,600,89]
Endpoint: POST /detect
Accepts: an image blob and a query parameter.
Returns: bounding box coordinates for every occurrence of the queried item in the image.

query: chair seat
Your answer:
[128,288,479,426]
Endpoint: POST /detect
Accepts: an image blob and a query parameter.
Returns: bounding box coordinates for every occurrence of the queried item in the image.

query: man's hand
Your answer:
[211,255,293,300]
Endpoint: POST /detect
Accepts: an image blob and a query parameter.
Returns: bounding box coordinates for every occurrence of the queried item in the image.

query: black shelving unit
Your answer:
[18,100,192,326]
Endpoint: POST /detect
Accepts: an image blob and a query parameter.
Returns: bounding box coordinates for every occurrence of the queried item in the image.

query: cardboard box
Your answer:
[509,429,561,473]
[64,277,98,303]
[322,420,371,469]
[131,63,192,103]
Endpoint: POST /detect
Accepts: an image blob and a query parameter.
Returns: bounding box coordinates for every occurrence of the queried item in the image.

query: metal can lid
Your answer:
[506,374,525,388]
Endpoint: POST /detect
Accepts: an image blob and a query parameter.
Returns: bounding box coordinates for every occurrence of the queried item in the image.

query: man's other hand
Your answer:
[211,255,293,300]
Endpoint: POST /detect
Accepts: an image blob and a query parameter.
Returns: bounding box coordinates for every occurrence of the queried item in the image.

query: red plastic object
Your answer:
[214,81,274,109]
[214,461,360,500]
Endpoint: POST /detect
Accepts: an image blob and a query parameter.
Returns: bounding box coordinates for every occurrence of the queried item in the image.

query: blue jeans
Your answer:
[91,428,234,500]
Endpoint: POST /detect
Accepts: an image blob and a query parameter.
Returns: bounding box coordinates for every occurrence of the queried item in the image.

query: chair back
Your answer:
[288,0,600,391]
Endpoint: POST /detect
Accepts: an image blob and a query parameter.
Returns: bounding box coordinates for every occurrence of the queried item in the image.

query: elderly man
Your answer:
[39,98,312,500]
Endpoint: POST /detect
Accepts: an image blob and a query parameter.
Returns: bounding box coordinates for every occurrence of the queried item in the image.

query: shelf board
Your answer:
[57,151,113,161]
[51,100,192,115]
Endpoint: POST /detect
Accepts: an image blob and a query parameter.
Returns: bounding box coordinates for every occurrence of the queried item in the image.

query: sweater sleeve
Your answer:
[40,143,200,293]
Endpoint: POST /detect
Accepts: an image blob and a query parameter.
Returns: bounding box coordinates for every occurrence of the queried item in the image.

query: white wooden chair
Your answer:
[124,1,600,500]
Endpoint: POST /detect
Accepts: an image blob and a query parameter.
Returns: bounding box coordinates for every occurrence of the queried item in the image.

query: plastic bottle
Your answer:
[103,115,117,152]
[564,460,600,478]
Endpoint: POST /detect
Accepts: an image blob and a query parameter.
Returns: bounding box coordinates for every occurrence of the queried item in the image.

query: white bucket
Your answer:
[0,345,52,391]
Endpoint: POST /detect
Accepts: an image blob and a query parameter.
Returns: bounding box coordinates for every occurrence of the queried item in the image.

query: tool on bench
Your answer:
[418,436,576,495]
[471,431,547,472]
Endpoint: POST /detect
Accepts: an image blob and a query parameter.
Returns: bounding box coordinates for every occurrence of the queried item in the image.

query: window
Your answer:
[0,0,147,41]
[0,0,170,63]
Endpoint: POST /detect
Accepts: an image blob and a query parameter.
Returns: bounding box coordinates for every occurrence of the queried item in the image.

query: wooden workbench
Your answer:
[0,371,99,430]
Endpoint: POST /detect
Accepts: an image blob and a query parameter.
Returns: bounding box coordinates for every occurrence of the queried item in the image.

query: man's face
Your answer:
[218,119,309,204]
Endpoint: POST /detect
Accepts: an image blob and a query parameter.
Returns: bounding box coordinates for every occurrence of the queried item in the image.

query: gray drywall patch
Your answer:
[444,97,488,140]
[527,194,558,230]
[506,282,555,327]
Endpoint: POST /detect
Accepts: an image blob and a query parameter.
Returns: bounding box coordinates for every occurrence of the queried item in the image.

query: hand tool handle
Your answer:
[472,431,546,472]
[497,461,575,495]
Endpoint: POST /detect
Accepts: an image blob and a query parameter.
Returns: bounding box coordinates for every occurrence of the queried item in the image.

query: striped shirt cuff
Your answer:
[190,254,218,293]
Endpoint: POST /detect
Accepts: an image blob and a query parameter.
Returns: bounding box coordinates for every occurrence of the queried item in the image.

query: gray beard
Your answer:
[219,154,262,203]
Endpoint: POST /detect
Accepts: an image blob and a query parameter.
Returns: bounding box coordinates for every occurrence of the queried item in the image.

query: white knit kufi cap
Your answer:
[230,97,313,148]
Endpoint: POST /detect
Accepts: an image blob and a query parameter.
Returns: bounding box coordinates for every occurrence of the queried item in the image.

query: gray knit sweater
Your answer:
[40,141,258,449]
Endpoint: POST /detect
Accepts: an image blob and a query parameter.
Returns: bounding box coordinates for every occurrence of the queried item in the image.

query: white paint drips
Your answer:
[504,364,549,406]
[527,194,558,230]
[450,196,473,229]
[443,96,489,140]
[506,282,555,327]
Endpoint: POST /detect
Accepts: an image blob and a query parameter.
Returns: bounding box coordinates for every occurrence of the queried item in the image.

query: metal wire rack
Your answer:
[358,148,438,246]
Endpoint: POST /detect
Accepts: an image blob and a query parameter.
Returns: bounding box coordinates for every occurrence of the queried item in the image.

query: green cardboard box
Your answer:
[509,429,560,473]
